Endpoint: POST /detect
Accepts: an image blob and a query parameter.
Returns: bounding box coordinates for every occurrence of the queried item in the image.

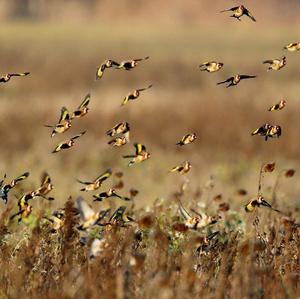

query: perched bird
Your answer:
[263,56,286,71]
[76,197,104,230]
[52,131,86,153]
[77,168,112,192]
[106,122,130,142]
[121,85,152,106]
[71,94,91,119]
[96,59,119,80]
[117,56,149,70]
[220,5,256,22]
[108,136,127,147]
[268,100,286,112]
[283,42,300,52]
[44,107,71,137]
[34,172,53,198]
[176,133,196,146]
[217,74,256,87]
[0,72,30,83]
[123,143,151,167]
[0,172,30,204]
[178,203,219,230]
[199,62,224,73]
[170,161,192,175]
[245,196,281,213]
[93,188,122,202]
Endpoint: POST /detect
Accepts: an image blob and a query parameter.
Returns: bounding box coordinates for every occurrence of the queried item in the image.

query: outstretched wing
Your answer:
[134,143,146,155]
[263,60,273,64]
[95,168,112,183]
[217,77,233,85]
[78,94,90,109]
[96,64,106,80]
[10,72,30,77]
[76,197,95,222]
[58,106,70,123]
[178,203,192,221]
[52,142,67,153]
[240,75,256,80]
[137,84,153,92]
[220,6,239,13]
[244,8,256,22]
[71,131,86,141]
[11,172,30,187]
[40,172,51,185]
[134,56,150,62]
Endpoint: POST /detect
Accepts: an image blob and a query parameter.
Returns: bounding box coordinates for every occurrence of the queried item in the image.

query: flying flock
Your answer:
[0,4,298,256]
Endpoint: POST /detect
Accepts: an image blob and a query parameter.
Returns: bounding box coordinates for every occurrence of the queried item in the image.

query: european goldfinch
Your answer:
[268,100,286,112]
[176,133,196,146]
[220,5,256,22]
[122,85,152,106]
[71,94,90,119]
[44,106,71,137]
[77,168,112,192]
[117,56,149,70]
[245,196,281,213]
[217,74,256,87]
[93,188,122,202]
[283,42,300,52]
[170,161,191,175]
[52,131,86,153]
[0,72,30,83]
[199,62,223,73]
[263,56,286,71]
[96,59,119,80]
[0,172,30,204]
[123,143,150,167]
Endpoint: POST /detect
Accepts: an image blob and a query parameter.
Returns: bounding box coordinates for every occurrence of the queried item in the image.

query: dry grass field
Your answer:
[0,1,299,298]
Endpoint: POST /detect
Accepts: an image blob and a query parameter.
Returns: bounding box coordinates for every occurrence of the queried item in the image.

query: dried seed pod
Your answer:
[263,162,275,172]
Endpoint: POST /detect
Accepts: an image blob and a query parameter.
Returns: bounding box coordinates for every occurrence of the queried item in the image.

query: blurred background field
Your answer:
[0,0,299,211]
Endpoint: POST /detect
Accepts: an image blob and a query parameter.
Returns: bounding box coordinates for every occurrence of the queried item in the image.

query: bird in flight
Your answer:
[52,131,86,153]
[170,161,192,175]
[0,172,30,204]
[199,61,224,73]
[117,56,150,70]
[71,94,91,119]
[283,42,300,52]
[123,143,150,167]
[0,72,30,83]
[93,188,122,202]
[108,136,127,147]
[44,106,72,137]
[251,124,281,141]
[245,196,282,213]
[76,197,106,230]
[217,74,256,87]
[263,56,286,71]
[34,172,53,198]
[106,122,130,142]
[121,85,152,106]
[96,59,119,80]
[178,202,219,230]
[220,5,256,22]
[176,133,196,146]
[77,168,112,192]
[268,100,286,112]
